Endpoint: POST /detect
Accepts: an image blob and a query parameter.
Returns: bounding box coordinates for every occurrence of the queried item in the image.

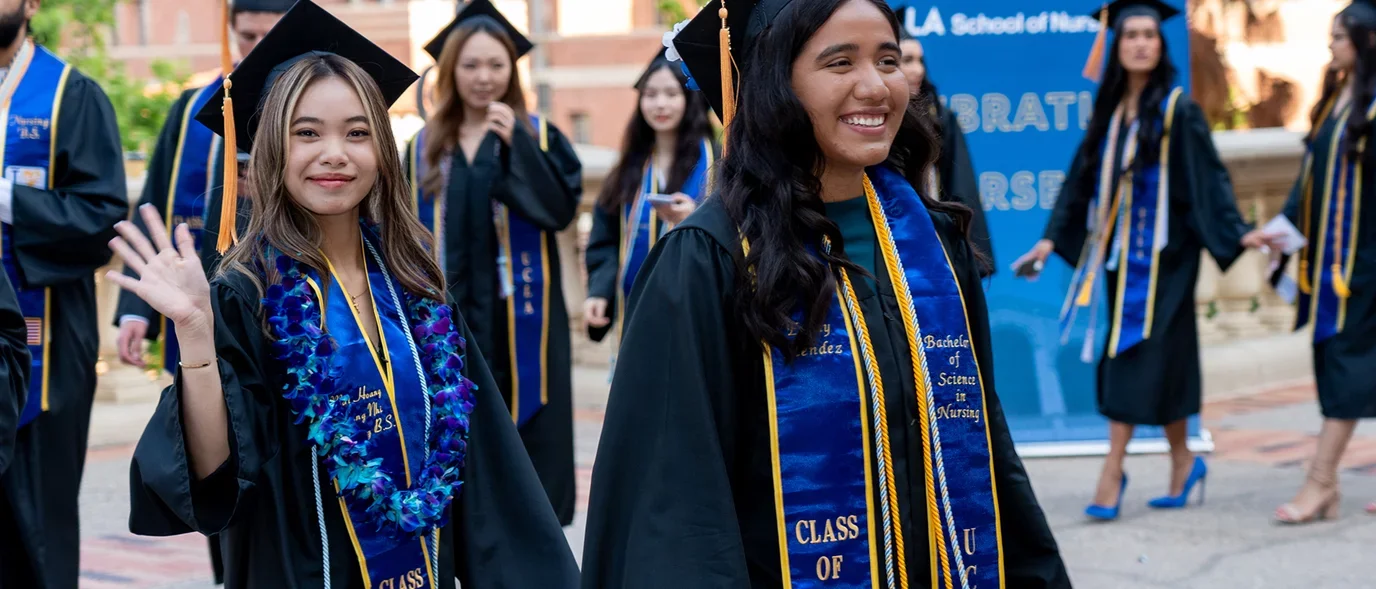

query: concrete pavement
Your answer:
[72,365,1376,588]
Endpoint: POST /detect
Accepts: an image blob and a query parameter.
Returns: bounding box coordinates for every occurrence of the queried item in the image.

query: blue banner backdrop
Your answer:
[889,0,1209,455]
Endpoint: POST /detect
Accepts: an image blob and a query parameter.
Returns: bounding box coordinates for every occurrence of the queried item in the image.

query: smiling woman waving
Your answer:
[580,1,1070,587]
[116,2,578,586]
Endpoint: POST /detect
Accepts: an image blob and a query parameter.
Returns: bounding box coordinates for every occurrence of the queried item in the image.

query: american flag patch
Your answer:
[25,317,41,346]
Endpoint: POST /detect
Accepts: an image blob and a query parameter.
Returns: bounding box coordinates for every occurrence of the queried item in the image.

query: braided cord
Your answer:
[863,178,968,589]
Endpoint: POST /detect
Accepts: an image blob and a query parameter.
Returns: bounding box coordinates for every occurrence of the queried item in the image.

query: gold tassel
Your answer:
[1082,7,1109,83]
[1332,264,1351,298]
[1076,271,1096,306]
[718,3,735,141]
[216,0,239,254]
[1299,260,1312,294]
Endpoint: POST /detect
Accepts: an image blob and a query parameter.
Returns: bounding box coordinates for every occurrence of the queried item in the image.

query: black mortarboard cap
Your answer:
[633,48,670,90]
[674,0,796,123]
[424,0,534,62]
[1083,0,1181,81]
[1088,0,1182,30]
[194,0,418,154]
[1341,0,1376,26]
[232,0,296,12]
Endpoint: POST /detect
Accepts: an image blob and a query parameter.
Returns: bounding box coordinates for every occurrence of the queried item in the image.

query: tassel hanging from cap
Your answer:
[1332,264,1351,299]
[1082,6,1109,83]
[1299,260,1312,294]
[719,2,736,144]
[216,0,239,254]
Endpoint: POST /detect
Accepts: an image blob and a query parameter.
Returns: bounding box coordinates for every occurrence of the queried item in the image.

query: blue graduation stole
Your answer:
[305,233,440,587]
[612,139,714,349]
[1294,97,1375,343]
[758,166,1002,589]
[0,42,70,427]
[1060,87,1184,362]
[409,116,554,428]
[158,79,223,374]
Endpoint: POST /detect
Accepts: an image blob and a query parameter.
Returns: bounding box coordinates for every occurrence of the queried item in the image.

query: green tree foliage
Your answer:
[31,0,188,156]
[657,0,708,25]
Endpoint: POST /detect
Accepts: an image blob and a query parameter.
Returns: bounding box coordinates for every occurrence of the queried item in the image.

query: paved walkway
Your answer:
[72,367,1376,588]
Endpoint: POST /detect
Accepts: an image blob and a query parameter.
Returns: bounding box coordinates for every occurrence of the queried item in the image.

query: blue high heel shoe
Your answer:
[1085,473,1128,521]
[1148,456,1208,509]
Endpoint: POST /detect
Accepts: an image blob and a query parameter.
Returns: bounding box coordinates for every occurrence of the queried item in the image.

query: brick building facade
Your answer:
[106,0,695,150]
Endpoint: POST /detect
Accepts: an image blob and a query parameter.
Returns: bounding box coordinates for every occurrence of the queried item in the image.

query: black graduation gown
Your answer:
[580,197,1070,588]
[934,102,995,276]
[1043,96,1248,426]
[1280,106,1376,419]
[126,269,580,588]
[403,123,582,526]
[0,269,36,589]
[582,141,721,343]
[0,66,128,589]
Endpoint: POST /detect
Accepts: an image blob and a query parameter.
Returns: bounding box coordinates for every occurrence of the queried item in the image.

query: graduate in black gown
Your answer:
[405,0,582,526]
[582,1,1069,587]
[0,269,34,589]
[116,3,579,586]
[583,49,718,354]
[896,20,994,275]
[0,2,129,585]
[110,2,290,581]
[1013,0,1269,522]
[1265,0,1376,524]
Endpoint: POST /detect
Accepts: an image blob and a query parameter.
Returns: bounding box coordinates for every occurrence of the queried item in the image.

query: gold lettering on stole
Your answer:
[521,252,531,266]
[521,267,534,282]
[795,515,862,580]
[963,527,976,555]
[815,555,844,580]
[378,568,426,589]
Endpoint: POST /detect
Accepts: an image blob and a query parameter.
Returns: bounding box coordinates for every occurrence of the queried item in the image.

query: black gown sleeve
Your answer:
[0,270,30,476]
[128,274,278,537]
[452,311,580,586]
[583,203,620,342]
[1043,147,1093,266]
[580,226,752,588]
[114,89,196,337]
[940,107,995,275]
[1176,99,1250,272]
[11,73,128,286]
[942,218,1072,588]
[495,122,583,232]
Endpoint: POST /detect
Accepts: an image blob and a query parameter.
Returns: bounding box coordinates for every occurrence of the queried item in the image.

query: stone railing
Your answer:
[93,130,1312,403]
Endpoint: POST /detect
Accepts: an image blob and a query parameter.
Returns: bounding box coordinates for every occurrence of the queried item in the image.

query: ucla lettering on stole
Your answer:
[4,43,68,426]
[868,167,1002,588]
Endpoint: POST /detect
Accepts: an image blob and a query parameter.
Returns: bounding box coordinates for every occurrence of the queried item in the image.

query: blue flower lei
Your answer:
[262,250,477,538]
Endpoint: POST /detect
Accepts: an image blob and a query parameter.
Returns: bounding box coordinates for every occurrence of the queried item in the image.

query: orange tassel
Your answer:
[718,3,735,142]
[1076,271,1096,306]
[1082,7,1109,83]
[1298,260,1312,294]
[216,0,239,254]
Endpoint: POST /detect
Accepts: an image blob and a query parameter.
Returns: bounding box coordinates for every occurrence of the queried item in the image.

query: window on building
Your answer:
[176,11,191,45]
[570,112,592,144]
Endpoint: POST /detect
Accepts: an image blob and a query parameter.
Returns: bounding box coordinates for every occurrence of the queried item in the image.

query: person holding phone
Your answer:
[404,0,583,527]
[582,48,718,352]
[1012,0,1277,522]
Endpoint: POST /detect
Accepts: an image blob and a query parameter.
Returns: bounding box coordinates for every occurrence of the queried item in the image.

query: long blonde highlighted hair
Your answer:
[218,53,446,303]
[420,18,532,198]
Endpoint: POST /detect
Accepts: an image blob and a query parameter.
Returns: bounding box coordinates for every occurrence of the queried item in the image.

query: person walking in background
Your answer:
[1013,0,1276,522]
[1266,0,1376,525]
[119,2,580,585]
[582,48,717,358]
[897,17,995,275]
[405,0,582,526]
[0,0,130,585]
[111,2,291,581]
[582,1,1069,586]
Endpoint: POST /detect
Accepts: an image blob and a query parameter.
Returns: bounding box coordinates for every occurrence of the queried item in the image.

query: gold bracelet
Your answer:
[179,358,215,370]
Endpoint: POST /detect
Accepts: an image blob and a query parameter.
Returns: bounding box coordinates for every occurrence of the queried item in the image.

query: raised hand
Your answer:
[486,102,516,145]
[105,204,214,336]
[651,193,697,225]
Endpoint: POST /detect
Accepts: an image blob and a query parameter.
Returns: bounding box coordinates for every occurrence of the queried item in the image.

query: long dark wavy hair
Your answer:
[897,25,940,112]
[597,58,714,212]
[722,0,971,359]
[1309,10,1376,157]
[1076,24,1178,195]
